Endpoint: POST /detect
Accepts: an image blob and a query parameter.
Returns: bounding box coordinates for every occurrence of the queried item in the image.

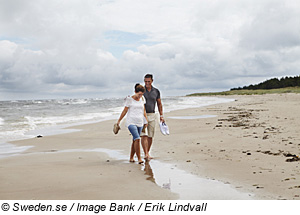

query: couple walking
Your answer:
[117,74,165,164]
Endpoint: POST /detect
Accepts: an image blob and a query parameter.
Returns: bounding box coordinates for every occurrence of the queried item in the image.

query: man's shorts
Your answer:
[141,113,156,138]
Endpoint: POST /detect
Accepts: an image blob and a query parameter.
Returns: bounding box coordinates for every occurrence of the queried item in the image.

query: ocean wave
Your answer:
[0,142,33,158]
[55,98,91,105]
[107,106,124,114]
[22,112,115,129]
[0,129,35,143]
[0,96,235,148]
[0,112,116,145]
[0,117,4,126]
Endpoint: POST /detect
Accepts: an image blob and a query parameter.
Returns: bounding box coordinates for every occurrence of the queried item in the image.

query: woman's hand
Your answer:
[117,107,129,126]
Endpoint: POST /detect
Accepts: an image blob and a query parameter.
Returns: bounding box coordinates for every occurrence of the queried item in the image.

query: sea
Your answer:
[0,96,234,158]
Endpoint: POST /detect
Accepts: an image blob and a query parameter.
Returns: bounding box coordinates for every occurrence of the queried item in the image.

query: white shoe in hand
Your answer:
[160,122,169,135]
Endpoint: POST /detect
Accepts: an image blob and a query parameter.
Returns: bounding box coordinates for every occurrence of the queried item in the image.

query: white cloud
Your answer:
[0,0,300,100]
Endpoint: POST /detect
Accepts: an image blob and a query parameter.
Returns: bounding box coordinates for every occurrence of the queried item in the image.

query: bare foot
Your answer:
[129,159,135,163]
[144,155,150,161]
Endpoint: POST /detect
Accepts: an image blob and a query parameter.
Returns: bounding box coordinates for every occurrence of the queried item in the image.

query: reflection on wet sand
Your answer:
[141,158,253,199]
[143,161,156,183]
[21,148,253,199]
[143,161,171,190]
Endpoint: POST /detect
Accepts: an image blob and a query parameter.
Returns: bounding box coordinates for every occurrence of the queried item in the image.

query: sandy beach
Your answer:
[1,93,300,200]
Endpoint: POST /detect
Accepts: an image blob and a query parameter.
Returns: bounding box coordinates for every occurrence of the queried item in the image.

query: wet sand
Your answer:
[1,93,300,199]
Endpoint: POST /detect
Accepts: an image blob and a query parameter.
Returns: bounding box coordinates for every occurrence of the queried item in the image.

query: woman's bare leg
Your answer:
[130,140,135,162]
[134,139,143,164]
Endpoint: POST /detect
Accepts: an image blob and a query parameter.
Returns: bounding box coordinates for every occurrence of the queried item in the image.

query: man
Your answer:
[141,74,164,160]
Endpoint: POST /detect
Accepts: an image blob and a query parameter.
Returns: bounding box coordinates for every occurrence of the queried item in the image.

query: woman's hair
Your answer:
[135,83,145,93]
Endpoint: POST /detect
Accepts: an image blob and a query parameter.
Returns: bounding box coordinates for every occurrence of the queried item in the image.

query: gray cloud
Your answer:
[1,0,300,100]
[239,1,300,51]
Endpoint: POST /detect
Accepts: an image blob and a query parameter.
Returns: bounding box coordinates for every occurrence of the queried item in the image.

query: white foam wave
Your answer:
[24,112,114,127]
[0,117,4,126]
[107,106,124,114]
[0,142,33,159]
[55,98,90,105]
[69,99,90,105]
[0,130,35,144]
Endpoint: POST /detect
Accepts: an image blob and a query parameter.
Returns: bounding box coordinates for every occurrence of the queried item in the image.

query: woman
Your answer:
[117,84,148,164]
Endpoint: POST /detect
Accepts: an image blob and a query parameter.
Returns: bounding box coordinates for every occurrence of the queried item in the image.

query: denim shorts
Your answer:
[128,125,142,141]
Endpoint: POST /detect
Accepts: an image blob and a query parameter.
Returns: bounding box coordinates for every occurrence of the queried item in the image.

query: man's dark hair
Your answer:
[144,74,153,80]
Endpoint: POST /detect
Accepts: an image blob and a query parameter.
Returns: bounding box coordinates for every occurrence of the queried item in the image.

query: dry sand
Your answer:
[1,93,300,200]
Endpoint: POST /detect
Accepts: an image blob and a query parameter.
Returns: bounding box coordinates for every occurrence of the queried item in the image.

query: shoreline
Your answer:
[0,96,234,159]
[0,96,233,156]
[1,93,300,199]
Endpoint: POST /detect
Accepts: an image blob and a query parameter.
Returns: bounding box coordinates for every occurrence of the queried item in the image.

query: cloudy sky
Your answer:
[0,0,299,100]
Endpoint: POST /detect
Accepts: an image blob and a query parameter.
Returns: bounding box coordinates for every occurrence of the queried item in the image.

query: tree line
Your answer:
[231,75,300,91]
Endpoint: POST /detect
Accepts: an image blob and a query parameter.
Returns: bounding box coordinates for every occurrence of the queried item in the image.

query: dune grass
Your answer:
[187,87,300,96]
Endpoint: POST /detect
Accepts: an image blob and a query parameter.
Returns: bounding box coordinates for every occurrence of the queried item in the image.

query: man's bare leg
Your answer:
[147,137,153,159]
[141,136,149,160]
